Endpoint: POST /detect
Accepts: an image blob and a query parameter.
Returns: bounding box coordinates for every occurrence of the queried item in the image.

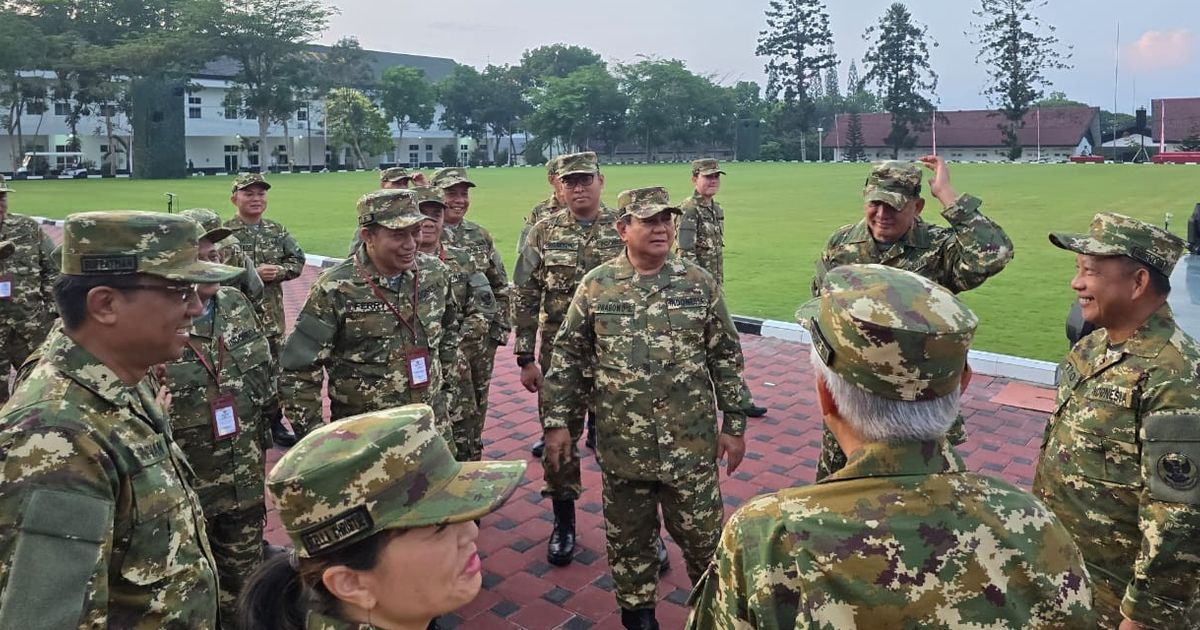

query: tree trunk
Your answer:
[257,115,269,172]
[508,134,516,166]
[395,119,406,164]
[105,107,116,177]
[283,120,293,170]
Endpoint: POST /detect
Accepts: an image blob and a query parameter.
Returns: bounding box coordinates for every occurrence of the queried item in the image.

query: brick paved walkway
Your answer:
[39,223,1058,629]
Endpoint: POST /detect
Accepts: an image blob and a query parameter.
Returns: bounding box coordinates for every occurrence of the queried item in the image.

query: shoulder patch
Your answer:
[1157,453,1198,491]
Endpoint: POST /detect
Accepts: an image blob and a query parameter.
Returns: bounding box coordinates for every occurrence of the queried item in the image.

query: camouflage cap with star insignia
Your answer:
[556,151,599,177]
[1049,211,1186,278]
[231,172,271,192]
[380,166,412,183]
[431,166,476,189]
[356,189,425,230]
[60,211,243,282]
[180,208,234,244]
[797,264,977,401]
[0,173,13,193]
[691,158,726,176]
[268,404,526,558]
[863,161,922,210]
[616,186,681,220]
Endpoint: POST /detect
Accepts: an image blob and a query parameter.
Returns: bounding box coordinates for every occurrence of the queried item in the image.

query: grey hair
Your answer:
[809,351,960,442]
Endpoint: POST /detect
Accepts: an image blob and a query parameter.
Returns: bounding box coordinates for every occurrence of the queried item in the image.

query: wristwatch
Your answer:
[516,354,536,368]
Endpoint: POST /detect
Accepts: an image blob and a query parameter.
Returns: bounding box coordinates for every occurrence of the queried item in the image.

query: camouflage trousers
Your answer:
[0,319,51,403]
[538,334,586,500]
[451,337,499,461]
[816,413,968,480]
[206,503,266,628]
[601,465,723,610]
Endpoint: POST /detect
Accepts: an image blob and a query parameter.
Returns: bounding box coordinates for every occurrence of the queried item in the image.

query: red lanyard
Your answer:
[187,337,226,388]
[355,255,422,341]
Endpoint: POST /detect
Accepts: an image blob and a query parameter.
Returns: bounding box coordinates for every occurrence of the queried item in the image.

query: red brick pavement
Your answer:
[39,222,1057,629]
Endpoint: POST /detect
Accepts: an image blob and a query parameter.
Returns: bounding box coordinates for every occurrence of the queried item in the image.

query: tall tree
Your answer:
[0,14,51,170]
[325,87,391,168]
[314,36,374,92]
[211,0,334,169]
[755,0,837,159]
[845,110,866,161]
[732,81,768,122]
[478,64,530,163]
[617,57,730,160]
[970,0,1072,160]
[515,44,604,87]
[862,3,939,158]
[436,64,487,145]
[378,66,436,155]
[525,64,626,155]
[823,46,841,103]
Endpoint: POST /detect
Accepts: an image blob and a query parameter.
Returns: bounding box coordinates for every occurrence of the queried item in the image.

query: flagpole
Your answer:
[931,110,937,156]
[1037,107,1042,161]
[1160,100,1166,152]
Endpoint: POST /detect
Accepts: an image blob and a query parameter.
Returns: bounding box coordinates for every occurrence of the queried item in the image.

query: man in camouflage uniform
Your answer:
[413,184,490,460]
[431,167,510,455]
[224,172,305,446]
[687,264,1095,630]
[543,187,751,629]
[519,156,565,259]
[0,173,59,403]
[279,190,461,447]
[512,151,625,567]
[161,219,276,625]
[0,211,241,628]
[1035,212,1200,629]
[346,167,429,255]
[673,158,768,418]
[811,155,1014,480]
[182,208,263,301]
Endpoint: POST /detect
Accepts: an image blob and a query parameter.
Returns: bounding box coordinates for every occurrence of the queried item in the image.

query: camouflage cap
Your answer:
[797,264,977,401]
[268,404,526,558]
[1049,212,1186,277]
[616,186,681,220]
[232,172,271,192]
[380,166,412,183]
[0,173,13,193]
[180,208,234,244]
[691,158,726,176]
[412,185,446,209]
[60,211,243,282]
[556,151,599,177]
[356,189,426,230]
[431,167,476,189]
[863,161,922,209]
[546,155,563,177]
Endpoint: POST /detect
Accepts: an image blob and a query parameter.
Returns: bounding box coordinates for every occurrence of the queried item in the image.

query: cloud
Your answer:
[1122,30,1196,72]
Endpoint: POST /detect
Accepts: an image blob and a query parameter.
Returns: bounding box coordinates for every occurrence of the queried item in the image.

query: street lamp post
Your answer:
[817,127,824,162]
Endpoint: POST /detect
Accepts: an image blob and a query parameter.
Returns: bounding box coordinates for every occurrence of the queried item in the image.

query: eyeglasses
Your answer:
[121,284,198,303]
[561,175,595,189]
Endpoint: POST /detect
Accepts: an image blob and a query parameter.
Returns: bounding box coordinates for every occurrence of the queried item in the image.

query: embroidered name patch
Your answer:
[132,439,168,464]
[225,329,258,347]
[666,296,706,309]
[300,506,374,555]
[544,241,576,251]
[346,301,388,314]
[79,254,137,274]
[594,301,635,315]
[595,238,624,249]
[1090,385,1134,407]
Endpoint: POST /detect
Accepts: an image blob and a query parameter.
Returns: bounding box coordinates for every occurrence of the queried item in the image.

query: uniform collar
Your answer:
[820,439,964,483]
[48,331,163,429]
[355,251,416,290]
[554,204,617,227]
[305,611,379,630]
[845,218,933,249]
[610,252,688,284]
[1092,302,1176,360]
[691,190,715,208]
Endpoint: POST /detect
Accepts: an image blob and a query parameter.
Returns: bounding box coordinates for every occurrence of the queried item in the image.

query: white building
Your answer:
[1,45,470,175]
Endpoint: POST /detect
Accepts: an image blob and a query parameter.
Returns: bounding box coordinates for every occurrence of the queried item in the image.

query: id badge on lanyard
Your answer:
[0,275,12,300]
[210,392,240,440]
[406,347,431,389]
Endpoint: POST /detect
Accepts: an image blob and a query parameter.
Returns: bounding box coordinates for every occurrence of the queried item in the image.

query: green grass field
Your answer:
[8,163,1197,361]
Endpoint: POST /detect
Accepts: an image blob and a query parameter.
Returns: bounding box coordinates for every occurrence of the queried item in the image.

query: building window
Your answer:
[409,152,419,166]
[297,108,308,121]
[54,102,69,116]
[426,151,433,163]
[224,108,238,119]
[26,101,46,114]
[460,144,468,150]
[409,144,419,151]
[425,144,433,150]
[188,96,201,105]
[189,107,202,119]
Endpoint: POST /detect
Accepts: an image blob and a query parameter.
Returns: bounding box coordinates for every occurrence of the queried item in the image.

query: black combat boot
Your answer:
[585,412,596,450]
[656,536,670,574]
[620,608,660,630]
[547,499,576,566]
[531,438,545,458]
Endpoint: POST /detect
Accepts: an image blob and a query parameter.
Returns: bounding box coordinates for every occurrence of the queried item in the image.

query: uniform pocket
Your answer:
[543,249,578,293]
[119,441,193,586]
[163,363,211,430]
[594,314,634,370]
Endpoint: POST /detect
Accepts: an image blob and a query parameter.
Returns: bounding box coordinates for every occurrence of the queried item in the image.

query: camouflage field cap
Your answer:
[60,211,243,282]
[1049,212,1186,277]
[692,158,726,176]
[231,172,271,192]
[556,151,599,177]
[356,189,425,230]
[546,155,563,177]
[268,404,526,558]
[863,161,922,209]
[0,173,13,193]
[431,166,476,189]
[412,185,447,209]
[797,264,977,401]
[617,186,681,219]
[180,208,234,244]
[380,166,412,183]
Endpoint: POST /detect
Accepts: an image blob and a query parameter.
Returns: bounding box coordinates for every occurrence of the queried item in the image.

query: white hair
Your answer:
[810,351,960,442]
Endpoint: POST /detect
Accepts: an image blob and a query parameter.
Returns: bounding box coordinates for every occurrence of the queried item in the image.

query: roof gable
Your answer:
[193,44,456,83]
[1151,98,1200,142]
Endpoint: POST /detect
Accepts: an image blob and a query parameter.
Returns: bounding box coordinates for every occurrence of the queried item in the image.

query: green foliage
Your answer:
[515,44,604,88]
[755,0,836,126]
[862,3,939,159]
[525,64,627,155]
[970,0,1073,161]
[378,65,435,144]
[478,65,530,160]
[522,143,548,166]
[617,57,734,160]
[1179,129,1200,152]
[439,144,459,167]
[845,110,866,161]
[325,87,391,168]
[314,36,374,93]
[1035,91,1087,108]
[436,64,487,141]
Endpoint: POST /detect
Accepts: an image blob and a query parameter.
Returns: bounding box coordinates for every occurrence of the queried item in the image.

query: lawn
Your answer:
[8,162,1198,362]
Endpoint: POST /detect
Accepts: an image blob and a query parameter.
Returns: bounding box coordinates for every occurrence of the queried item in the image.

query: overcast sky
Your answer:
[322,0,1198,113]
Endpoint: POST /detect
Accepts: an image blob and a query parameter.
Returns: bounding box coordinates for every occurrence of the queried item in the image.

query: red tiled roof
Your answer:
[822,106,1098,149]
[1151,98,1200,143]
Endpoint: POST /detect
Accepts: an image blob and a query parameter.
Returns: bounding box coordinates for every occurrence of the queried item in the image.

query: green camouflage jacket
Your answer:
[441,219,510,344]
[542,254,750,482]
[0,331,219,629]
[687,440,1095,630]
[674,191,725,285]
[511,206,624,356]
[163,288,274,514]
[0,212,59,330]
[436,242,495,351]
[517,195,564,257]
[811,194,1013,295]
[222,216,306,339]
[279,252,462,438]
[216,232,265,300]
[1033,303,1200,627]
